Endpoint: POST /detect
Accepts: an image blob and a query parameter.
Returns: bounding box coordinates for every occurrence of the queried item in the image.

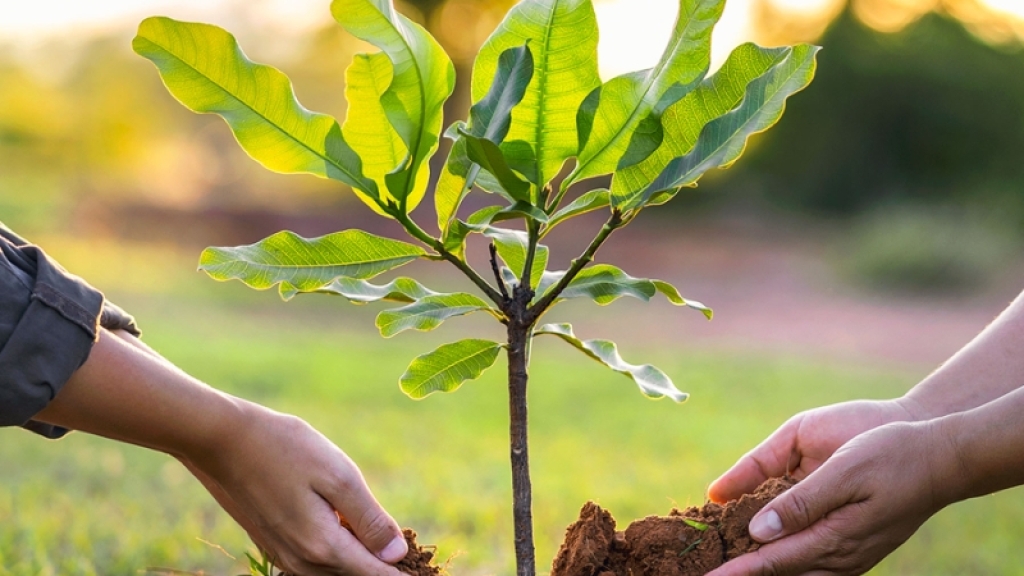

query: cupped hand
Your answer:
[707,419,958,575]
[182,404,408,576]
[105,331,408,575]
[708,399,921,504]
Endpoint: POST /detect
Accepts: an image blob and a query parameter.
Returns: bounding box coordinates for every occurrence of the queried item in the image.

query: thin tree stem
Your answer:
[394,212,505,305]
[546,179,571,214]
[507,320,535,576]
[490,243,511,303]
[520,220,540,291]
[528,210,625,321]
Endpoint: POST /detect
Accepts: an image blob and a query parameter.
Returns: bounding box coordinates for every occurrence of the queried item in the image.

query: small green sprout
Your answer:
[682,518,710,531]
[679,538,704,557]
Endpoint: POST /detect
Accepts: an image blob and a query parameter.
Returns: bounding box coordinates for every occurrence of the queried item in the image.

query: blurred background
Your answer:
[2,0,1024,574]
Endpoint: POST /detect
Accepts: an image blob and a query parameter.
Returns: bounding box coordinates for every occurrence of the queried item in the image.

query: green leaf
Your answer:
[441,205,505,258]
[567,0,725,187]
[436,44,534,232]
[284,276,436,303]
[332,0,456,212]
[533,270,567,302]
[133,17,378,204]
[376,293,498,338]
[486,227,549,287]
[611,43,785,201]
[543,188,610,236]
[492,201,550,224]
[400,339,503,398]
[613,43,820,209]
[436,139,474,231]
[501,140,541,185]
[474,0,601,190]
[652,280,713,320]
[534,323,687,402]
[199,230,425,294]
[342,52,411,215]
[468,206,506,226]
[437,132,513,202]
[558,264,656,304]
[469,44,536,143]
[537,264,712,318]
[460,130,532,202]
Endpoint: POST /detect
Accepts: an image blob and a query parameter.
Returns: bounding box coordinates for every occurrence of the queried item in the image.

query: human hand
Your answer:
[708,399,920,504]
[182,404,408,575]
[707,419,958,575]
[92,331,408,574]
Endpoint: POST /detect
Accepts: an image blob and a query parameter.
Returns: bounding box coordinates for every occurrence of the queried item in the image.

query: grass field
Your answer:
[2,238,1024,575]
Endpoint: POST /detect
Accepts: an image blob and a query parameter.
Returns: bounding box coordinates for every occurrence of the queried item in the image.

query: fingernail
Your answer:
[377,535,408,563]
[749,509,783,542]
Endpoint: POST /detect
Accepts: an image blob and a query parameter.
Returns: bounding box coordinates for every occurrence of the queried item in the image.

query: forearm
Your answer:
[32,329,248,461]
[901,290,1024,419]
[935,384,1024,504]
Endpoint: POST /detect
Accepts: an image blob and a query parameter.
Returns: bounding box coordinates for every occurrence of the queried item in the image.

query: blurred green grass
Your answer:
[2,237,1024,575]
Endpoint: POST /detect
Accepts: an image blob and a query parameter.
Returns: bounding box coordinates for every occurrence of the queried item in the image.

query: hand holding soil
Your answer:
[707,399,920,504]
[34,330,409,576]
[708,422,952,575]
[703,290,1024,575]
[180,407,409,575]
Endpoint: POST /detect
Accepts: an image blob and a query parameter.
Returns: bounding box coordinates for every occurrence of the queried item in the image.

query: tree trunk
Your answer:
[507,321,536,576]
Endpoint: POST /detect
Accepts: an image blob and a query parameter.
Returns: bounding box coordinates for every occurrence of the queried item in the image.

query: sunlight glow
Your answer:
[769,0,837,10]
[0,0,328,45]
[981,0,1024,18]
[594,0,755,80]
[2,0,1023,69]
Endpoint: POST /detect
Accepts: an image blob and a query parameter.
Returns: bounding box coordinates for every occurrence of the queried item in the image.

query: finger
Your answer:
[747,459,856,543]
[317,466,408,564]
[706,524,838,576]
[709,419,800,503]
[292,494,405,576]
[319,523,407,576]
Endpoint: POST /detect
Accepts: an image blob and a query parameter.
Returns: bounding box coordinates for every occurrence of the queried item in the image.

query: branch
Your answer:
[520,219,540,292]
[527,210,625,322]
[490,243,511,302]
[394,212,506,306]
[546,178,572,214]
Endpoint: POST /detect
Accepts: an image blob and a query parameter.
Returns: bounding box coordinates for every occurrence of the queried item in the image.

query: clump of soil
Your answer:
[279,529,441,576]
[551,477,794,576]
[396,529,443,576]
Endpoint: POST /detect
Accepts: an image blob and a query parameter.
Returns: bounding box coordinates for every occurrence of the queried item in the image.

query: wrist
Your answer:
[171,392,253,464]
[895,393,936,421]
[919,414,972,508]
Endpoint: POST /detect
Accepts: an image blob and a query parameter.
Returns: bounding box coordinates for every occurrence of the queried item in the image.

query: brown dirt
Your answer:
[396,528,443,576]
[551,477,794,576]
[279,528,441,576]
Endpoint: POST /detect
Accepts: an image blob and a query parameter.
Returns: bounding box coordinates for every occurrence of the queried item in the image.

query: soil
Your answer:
[396,529,443,576]
[389,477,792,576]
[550,477,795,576]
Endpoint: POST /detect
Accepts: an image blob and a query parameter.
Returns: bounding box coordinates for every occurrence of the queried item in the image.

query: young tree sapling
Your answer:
[133,1,818,574]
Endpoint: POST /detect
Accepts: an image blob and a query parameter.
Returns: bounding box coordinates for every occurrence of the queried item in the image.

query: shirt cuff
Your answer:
[101,301,142,338]
[0,242,104,439]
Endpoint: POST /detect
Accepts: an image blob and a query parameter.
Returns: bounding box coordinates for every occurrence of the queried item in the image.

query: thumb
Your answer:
[748,467,850,543]
[322,474,408,564]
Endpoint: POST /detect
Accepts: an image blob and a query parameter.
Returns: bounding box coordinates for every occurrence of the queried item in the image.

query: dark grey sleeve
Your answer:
[0,223,108,438]
[0,223,140,338]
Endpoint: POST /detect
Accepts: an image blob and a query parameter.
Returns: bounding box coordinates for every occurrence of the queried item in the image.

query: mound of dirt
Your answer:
[396,529,443,576]
[551,477,794,576]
